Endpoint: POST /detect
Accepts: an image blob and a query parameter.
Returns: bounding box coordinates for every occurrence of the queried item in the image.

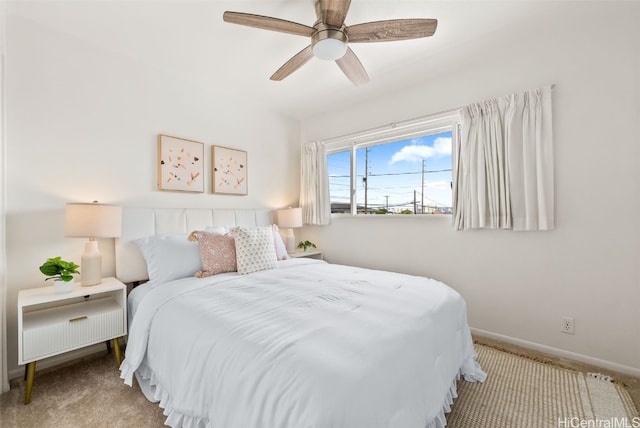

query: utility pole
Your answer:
[385,195,389,212]
[364,147,369,214]
[421,159,425,214]
[413,190,417,214]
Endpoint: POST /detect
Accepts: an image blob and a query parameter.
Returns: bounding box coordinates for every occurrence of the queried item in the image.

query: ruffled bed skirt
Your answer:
[124,355,486,428]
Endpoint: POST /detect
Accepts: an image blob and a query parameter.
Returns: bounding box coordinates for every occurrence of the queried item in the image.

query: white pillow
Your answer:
[205,225,228,234]
[232,226,278,275]
[272,224,289,260]
[134,234,201,285]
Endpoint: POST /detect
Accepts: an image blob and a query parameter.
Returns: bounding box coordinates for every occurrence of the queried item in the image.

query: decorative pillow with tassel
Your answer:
[188,230,237,277]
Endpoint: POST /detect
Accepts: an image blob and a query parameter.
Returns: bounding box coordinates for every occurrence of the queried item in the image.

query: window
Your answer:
[326,112,459,215]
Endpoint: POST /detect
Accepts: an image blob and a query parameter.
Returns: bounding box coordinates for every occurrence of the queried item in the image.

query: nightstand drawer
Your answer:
[22,297,124,362]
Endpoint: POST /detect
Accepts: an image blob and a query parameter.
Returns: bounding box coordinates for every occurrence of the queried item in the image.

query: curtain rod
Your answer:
[316,84,556,146]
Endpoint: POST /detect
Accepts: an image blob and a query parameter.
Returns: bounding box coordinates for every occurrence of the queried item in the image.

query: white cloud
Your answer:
[390,137,452,164]
[424,180,451,189]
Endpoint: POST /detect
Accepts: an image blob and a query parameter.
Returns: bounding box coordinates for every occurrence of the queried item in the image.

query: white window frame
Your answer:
[325,110,461,216]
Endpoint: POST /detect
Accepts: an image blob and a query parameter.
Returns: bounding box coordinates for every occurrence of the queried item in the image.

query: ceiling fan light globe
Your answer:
[313,38,348,61]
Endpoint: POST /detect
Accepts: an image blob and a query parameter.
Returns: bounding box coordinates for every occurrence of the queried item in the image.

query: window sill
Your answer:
[330,213,452,220]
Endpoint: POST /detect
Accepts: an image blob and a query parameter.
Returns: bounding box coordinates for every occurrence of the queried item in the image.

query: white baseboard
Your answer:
[8,342,114,381]
[471,328,640,378]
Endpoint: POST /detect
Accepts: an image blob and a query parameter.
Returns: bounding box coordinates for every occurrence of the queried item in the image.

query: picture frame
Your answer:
[211,145,248,195]
[157,134,204,193]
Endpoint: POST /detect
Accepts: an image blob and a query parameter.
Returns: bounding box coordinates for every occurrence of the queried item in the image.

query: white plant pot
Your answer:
[53,280,74,294]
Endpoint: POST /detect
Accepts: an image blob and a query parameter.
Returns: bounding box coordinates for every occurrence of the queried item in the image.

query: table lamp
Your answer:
[65,202,122,286]
[277,207,303,253]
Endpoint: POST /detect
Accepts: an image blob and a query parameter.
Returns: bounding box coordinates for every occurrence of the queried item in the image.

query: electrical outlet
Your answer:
[561,317,575,334]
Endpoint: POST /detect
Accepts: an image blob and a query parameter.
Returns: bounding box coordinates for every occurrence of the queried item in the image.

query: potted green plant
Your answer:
[296,240,317,252]
[39,256,80,293]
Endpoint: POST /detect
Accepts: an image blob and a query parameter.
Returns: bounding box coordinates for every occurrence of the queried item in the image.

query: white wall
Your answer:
[301,3,640,373]
[4,14,300,375]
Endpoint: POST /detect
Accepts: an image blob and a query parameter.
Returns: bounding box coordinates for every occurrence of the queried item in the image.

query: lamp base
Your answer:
[284,228,296,253]
[81,240,102,286]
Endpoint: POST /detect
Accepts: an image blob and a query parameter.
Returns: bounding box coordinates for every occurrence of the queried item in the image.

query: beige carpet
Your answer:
[1,344,637,427]
[0,355,166,428]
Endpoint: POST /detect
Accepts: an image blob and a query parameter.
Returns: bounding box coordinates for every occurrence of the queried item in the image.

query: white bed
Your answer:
[116,207,485,428]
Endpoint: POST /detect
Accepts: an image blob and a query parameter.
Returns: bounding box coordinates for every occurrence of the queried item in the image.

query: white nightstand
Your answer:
[17,277,127,404]
[288,250,323,260]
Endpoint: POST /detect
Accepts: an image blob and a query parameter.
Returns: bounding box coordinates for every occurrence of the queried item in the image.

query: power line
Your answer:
[329,169,452,179]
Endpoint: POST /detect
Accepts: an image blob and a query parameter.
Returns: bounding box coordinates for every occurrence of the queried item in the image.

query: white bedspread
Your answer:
[121,259,485,428]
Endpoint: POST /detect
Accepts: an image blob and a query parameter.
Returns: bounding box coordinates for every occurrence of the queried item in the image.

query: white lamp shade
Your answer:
[277,207,303,229]
[65,203,122,238]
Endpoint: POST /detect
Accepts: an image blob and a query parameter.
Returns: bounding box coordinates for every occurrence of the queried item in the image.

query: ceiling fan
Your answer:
[223,0,437,86]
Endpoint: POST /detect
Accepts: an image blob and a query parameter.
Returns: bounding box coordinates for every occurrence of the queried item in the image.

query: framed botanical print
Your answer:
[211,146,247,195]
[157,134,204,193]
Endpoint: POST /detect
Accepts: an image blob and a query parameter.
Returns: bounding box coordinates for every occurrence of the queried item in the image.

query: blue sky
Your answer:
[328,131,453,211]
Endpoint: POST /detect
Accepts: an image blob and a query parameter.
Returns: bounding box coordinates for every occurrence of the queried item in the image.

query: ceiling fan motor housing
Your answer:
[312,23,348,60]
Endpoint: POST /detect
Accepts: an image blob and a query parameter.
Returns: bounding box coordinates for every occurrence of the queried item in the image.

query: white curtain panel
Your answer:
[299,141,331,225]
[454,86,554,231]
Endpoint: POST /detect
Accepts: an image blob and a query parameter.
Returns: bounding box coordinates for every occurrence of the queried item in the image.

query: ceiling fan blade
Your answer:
[271,45,315,81]
[319,0,351,28]
[336,47,369,86]
[346,19,438,43]
[223,11,315,37]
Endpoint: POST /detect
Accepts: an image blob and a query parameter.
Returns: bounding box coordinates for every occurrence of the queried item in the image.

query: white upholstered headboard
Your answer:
[115,207,274,284]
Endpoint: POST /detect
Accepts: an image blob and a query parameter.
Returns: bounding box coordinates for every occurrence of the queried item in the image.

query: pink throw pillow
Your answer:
[188,231,237,277]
